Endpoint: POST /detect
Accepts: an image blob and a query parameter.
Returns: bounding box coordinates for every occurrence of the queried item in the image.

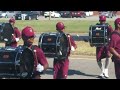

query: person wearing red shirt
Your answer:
[21,26,49,79]
[53,22,77,79]
[96,15,113,78]
[109,18,120,79]
[5,18,21,47]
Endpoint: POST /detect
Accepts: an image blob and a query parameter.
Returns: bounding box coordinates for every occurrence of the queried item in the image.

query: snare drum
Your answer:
[89,25,109,47]
[38,32,69,59]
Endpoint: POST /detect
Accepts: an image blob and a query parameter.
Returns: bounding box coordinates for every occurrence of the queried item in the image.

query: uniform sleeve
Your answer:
[36,47,48,66]
[109,34,118,48]
[108,25,113,33]
[14,27,21,38]
[69,35,77,49]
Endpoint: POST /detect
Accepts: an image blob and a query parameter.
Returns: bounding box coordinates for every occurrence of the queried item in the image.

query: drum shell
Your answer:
[89,25,109,47]
[0,46,23,77]
[19,47,34,79]
[38,32,69,59]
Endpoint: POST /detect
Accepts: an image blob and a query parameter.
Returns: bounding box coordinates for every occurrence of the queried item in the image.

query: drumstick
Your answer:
[33,50,38,68]
[67,34,75,51]
[12,34,16,41]
[67,34,72,49]
[12,34,15,37]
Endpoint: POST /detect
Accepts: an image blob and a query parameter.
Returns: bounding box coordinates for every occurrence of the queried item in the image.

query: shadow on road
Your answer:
[44,67,99,78]
[44,67,53,75]
[68,69,98,78]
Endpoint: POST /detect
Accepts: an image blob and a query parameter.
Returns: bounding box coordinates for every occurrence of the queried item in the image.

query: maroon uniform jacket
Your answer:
[31,45,48,71]
[109,30,120,79]
[67,34,77,57]
[109,30,120,60]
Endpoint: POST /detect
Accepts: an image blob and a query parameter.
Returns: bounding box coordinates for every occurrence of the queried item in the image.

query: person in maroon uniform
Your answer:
[5,18,21,47]
[53,22,77,79]
[109,18,120,79]
[21,26,49,79]
[96,15,113,78]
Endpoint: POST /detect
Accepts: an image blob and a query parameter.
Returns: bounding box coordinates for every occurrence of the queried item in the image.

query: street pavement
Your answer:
[41,55,116,79]
[0,15,118,79]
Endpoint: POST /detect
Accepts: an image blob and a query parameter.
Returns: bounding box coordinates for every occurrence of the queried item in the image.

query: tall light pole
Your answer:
[49,11,51,20]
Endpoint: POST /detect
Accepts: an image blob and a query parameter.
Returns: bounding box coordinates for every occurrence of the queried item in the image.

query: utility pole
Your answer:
[49,11,51,20]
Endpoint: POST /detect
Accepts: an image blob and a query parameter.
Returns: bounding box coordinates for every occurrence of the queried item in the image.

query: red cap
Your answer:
[114,18,120,25]
[22,26,35,38]
[9,18,15,23]
[56,22,65,31]
[99,15,106,21]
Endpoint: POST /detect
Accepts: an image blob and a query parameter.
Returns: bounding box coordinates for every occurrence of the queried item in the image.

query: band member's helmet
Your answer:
[56,22,65,31]
[9,18,15,23]
[22,26,35,39]
[114,18,120,25]
[99,15,106,21]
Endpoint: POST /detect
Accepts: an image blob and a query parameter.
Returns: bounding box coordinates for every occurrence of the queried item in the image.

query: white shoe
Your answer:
[104,69,109,78]
[99,73,104,77]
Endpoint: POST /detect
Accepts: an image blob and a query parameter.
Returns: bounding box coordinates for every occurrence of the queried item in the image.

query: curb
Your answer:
[70,55,95,58]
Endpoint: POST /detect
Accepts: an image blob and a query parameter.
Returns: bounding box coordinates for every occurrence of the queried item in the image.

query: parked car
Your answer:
[99,11,114,18]
[15,12,22,20]
[70,11,86,18]
[0,11,16,18]
[84,11,93,17]
[59,11,71,18]
[44,11,61,18]
[15,11,40,20]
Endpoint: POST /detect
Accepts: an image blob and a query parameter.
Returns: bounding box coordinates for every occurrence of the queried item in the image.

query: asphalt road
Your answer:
[0,15,117,79]
[41,55,116,79]
[23,15,120,79]
[0,55,115,79]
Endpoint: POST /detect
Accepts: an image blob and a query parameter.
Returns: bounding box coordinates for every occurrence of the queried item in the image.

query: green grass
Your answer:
[0,19,115,34]
[0,19,114,56]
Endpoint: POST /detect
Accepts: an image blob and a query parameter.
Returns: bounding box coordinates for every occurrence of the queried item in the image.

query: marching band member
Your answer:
[109,18,120,79]
[5,18,21,47]
[53,22,77,79]
[21,26,49,79]
[95,15,113,78]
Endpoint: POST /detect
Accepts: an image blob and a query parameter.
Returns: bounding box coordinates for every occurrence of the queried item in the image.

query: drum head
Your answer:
[20,48,34,79]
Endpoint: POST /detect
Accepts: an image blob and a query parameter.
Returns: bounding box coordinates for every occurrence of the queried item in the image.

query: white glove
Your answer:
[36,64,44,73]
[4,38,8,42]
[71,46,75,51]
[15,38,20,42]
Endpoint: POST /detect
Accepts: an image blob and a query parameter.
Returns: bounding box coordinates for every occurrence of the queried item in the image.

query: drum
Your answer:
[89,25,109,47]
[38,32,69,59]
[0,45,23,78]
[0,23,14,44]
[0,45,34,79]
[19,47,34,79]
